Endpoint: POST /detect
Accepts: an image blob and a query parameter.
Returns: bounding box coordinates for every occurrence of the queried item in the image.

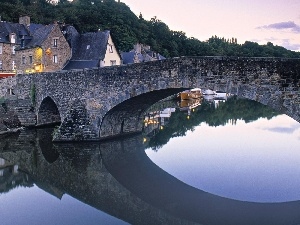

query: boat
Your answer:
[203,89,216,95]
[179,88,202,100]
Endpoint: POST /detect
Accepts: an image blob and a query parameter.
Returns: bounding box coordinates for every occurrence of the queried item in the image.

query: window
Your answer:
[110,60,116,66]
[22,56,26,64]
[12,46,15,54]
[29,55,33,64]
[10,33,16,44]
[53,38,58,47]
[53,55,58,63]
[0,46,2,54]
[108,44,113,53]
[86,45,90,50]
[0,61,2,70]
[12,61,16,70]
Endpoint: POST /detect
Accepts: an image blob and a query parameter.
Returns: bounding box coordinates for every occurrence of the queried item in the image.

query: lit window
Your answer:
[53,38,58,47]
[0,61,2,70]
[0,46,2,54]
[12,46,15,54]
[53,55,58,63]
[12,61,16,70]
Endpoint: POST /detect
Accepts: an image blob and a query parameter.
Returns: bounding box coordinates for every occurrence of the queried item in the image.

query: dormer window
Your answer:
[10,33,16,44]
[53,38,58,47]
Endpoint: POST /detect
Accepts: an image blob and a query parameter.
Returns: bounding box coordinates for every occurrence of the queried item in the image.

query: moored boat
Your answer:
[179,88,202,100]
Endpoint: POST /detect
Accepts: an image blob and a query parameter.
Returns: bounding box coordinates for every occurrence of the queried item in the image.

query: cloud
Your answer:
[257,21,300,33]
[281,39,300,51]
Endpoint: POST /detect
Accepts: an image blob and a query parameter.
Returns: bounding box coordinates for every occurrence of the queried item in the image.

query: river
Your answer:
[0,95,299,225]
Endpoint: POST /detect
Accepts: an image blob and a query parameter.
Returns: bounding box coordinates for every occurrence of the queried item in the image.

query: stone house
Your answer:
[0,17,30,78]
[1,16,121,74]
[63,27,121,70]
[0,16,71,75]
[16,22,71,73]
[121,43,166,64]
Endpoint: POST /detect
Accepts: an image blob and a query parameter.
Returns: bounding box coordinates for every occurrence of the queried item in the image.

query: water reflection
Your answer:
[0,97,300,225]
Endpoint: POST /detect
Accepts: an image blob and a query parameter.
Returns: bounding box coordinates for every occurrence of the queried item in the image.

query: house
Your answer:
[63,27,121,70]
[0,17,30,78]
[121,43,166,64]
[0,16,71,75]
[16,20,71,73]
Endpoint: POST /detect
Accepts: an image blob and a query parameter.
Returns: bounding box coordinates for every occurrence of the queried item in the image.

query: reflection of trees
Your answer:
[0,166,33,194]
[146,97,279,150]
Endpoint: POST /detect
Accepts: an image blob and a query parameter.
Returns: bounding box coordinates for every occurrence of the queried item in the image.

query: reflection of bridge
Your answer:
[1,129,300,225]
[10,56,299,141]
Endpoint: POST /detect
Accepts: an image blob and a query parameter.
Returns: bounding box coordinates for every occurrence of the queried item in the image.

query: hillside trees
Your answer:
[0,0,299,58]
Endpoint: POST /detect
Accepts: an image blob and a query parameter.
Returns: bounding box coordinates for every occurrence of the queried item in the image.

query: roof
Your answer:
[63,30,110,70]
[25,24,54,48]
[0,22,30,44]
[121,52,142,64]
[63,60,99,70]
[70,30,110,60]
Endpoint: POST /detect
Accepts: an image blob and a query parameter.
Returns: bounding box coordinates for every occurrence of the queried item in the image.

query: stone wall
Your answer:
[0,76,17,97]
[6,56,300,141]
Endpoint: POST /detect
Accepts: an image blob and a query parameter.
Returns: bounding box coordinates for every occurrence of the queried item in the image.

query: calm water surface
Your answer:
[0,96,300,225]
[146,115,300,203]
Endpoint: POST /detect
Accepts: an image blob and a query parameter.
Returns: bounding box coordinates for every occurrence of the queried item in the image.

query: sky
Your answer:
[122,0,300,51]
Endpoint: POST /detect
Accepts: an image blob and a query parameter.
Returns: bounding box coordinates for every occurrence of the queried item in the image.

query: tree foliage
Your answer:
[1,0,299,57]
[146,96,280,151]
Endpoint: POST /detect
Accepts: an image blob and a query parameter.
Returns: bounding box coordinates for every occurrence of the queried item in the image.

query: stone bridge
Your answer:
[9,56,300,141]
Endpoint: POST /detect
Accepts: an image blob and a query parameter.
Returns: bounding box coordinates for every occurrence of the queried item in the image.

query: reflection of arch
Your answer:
[37,97,61,126]
[38,128,59,163]
[101,134,300,225]
[99,88,186,138]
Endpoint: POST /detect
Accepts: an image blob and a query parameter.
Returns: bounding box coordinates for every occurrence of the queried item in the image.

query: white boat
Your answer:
[203,89,216,95]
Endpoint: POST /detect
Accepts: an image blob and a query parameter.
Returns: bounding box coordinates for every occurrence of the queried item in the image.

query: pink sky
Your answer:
[122,0,300,51]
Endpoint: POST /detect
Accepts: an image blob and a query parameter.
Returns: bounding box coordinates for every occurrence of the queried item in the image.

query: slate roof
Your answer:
[0,22,30,44]
[71,31,110,60]
[25,24,54,48]
[63,60,99,70]
[121,52,141,64]
[63,30,110,70]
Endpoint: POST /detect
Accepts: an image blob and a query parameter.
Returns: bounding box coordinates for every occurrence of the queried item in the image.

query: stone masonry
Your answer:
[0,56,299,141]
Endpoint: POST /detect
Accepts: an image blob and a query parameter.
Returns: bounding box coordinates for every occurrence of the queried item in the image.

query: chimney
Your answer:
[19,16,30,27]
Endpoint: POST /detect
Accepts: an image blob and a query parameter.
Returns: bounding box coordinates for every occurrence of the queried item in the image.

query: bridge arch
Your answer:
[37,96,61,126]
[99,88,186,138]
